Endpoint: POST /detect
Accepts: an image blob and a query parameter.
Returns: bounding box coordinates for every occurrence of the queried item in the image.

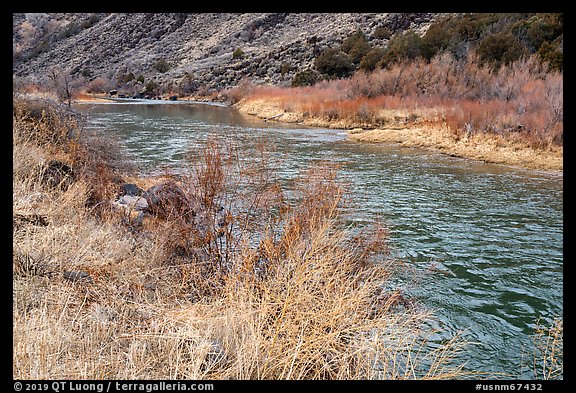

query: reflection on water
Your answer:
[78,101,563,378]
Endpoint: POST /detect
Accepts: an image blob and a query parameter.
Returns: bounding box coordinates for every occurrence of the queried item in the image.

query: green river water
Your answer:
[78,100,563,379]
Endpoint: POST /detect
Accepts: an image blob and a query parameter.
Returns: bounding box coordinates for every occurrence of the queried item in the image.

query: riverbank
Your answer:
[234,97,563,172]
[14,95,475,380]
[68,92,563,171]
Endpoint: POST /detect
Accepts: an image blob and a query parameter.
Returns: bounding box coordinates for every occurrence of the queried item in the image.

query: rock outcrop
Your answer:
[13,13,441,93]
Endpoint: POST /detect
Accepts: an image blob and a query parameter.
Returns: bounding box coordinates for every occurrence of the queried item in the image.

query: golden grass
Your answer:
[13,96,482,380]
[229,54,562,172]
[234,97,562,171]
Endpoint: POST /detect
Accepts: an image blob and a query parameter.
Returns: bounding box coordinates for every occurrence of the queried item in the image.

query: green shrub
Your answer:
[340,30,371,64]
[280,62,292,77]
[315,48,354,78]
[154,59,170,73]
[136,74,145,84]
[359,48,386,72]
[373,26,393,40]
[232,48,245,59]
[291,69,319,87]
[144,80,158,94]
[377,31,424,68]
[511,13,563,52]
[421,24,451,60]
[538,41,563,72]
[477,33,527,68]
[80,68,92,78]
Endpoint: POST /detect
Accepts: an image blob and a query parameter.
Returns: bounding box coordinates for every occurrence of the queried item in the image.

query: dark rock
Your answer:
[109,89,118,96]
[169,95,178,101]
[119,183,144,197]
[63,271,93,283]
[144,181,194,219]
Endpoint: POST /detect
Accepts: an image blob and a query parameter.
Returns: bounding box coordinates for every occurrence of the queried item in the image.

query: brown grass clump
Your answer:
[13,96,472,379]
[531,318,563,380]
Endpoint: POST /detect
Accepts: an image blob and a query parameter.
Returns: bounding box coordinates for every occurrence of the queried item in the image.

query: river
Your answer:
[77,99,563,379]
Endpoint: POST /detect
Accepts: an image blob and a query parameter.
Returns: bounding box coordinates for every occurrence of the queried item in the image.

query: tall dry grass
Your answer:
[13,96,473,379]
[231,52,562,150]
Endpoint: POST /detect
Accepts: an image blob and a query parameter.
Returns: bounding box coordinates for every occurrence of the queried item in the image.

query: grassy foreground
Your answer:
[13,96,474,380]
[13,95,563,380]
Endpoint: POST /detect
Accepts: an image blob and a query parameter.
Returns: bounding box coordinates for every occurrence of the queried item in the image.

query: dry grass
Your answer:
[531,318,563,380]
[13,96,475,380]
[230,53,562,171]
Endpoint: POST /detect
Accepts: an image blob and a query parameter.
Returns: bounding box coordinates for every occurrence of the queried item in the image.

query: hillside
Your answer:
[13,13,442,93]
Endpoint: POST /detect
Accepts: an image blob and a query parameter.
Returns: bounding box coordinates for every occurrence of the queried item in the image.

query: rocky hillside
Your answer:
[13,13,442,94]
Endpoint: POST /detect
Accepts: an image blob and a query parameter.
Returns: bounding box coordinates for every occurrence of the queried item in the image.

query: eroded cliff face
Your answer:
[13,13,440,91]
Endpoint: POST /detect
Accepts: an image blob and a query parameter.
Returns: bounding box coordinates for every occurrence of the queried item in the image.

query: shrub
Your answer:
[378,30,424,68]
[315,48,354,78]
[291,69,319,87]
[373,26,393,40]
[340,30,372,64]
[280,62,292,77]
[477,33,527,69]
[144,80,158,94]
[120,72,135,83]
[232,48,245,60]
[538,41,563,72]
[359,48,386,72]
[421,24,451,61]
[86,77,110,94]
[178,72,199,96]
[154,58,170,73]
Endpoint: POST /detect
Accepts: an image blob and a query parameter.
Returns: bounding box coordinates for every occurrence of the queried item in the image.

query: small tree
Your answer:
[421,24,451,61]
[154,58,170,73]
[340,30,372,64]
[145,80,159,95]
[373,26,393,40]
[315,48,354,78]
[291,69,319,87]
[48,67,75,107]
[280,62,292,78]
[477,33,526,69]
[359,48,386,72]
[232,48,245,59]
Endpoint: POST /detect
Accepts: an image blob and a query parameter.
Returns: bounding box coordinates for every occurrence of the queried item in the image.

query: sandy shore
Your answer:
[234,98,563,172]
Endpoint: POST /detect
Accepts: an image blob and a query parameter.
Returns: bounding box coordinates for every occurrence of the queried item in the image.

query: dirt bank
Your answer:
[234,98,563,172]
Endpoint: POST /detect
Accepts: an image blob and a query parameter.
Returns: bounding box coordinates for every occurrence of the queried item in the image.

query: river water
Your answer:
[77,100,563,379]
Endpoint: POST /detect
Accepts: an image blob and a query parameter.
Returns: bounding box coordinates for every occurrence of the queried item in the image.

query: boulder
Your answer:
[113,195,149,211]
[119,183,145,197]
[144,181,194,219]
[63,271,93,283]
